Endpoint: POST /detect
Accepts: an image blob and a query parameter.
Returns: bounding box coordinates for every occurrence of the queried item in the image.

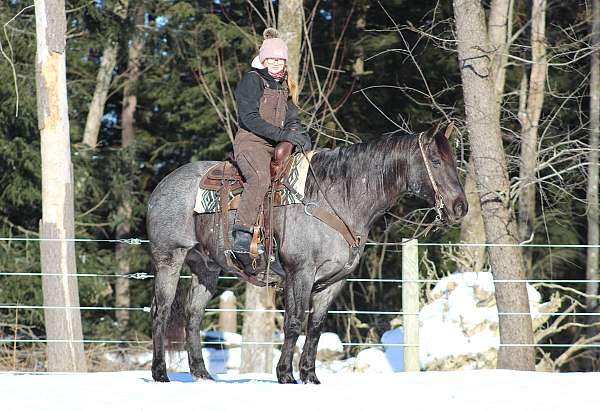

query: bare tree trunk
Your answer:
[277,0,303,84]
[488,0,514,103]
[453,0,535,370]
[35,0,86,372]
[457,0,514,271]
[587,0,600,336]
[115,0,144,328]
[82,45,118,148]
[82,1,128,148]
[457,162,486,272]
[237,0,306,373]
[240,285,275,373]
[219,291,237,334]
[518,0,547,272]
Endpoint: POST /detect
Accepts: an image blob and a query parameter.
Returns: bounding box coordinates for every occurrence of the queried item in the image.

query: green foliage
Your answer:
[0,0,595,369]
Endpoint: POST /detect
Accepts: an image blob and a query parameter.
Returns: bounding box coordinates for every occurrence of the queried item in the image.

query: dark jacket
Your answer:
[235,68,302,143]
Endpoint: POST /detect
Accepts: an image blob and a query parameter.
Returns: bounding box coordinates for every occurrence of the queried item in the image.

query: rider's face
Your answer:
[264,58,286,74]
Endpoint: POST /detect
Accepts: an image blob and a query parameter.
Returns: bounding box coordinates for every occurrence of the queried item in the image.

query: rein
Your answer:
[289,132,448,254]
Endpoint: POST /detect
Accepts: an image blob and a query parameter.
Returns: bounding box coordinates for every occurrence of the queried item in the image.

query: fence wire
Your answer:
[2,236,599,355]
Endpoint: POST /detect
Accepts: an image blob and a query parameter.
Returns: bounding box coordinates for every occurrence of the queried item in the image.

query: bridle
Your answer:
[417,132,446,224]
[283,132,449,264]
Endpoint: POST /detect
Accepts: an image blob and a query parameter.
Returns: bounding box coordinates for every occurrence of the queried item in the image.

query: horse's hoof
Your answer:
[277,374,298,384]
[152,371,170,382]
[191,371,214,381]
[300,372,321,385]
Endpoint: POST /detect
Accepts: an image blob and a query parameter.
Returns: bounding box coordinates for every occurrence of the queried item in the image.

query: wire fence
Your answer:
[1,235,599,369]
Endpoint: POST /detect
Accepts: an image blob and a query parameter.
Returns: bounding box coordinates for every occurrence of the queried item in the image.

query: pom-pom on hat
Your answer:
[251,28,288,69]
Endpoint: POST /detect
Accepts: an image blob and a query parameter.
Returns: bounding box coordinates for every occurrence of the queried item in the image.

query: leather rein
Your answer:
[284,132,447,263]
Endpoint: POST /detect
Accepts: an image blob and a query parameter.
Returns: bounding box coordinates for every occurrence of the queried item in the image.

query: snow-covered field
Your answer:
[2,272,593,410]
[0,369,596,411]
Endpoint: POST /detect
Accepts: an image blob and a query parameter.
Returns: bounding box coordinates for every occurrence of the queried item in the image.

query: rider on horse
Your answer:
[231,28,311,275]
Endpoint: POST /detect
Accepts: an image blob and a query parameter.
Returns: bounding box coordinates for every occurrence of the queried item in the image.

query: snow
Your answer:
[3,270,586,409]
[295,332,344,353]
[0,370,596,411]
[419,271,546,369]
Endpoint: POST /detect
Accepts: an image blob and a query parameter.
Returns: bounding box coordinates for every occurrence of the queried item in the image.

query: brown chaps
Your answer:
[233,130,274,226]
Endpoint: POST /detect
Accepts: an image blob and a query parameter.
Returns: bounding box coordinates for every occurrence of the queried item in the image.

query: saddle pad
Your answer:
[194,150,316,214]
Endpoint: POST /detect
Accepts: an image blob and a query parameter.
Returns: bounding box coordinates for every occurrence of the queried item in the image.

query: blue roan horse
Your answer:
[146,124,468,384]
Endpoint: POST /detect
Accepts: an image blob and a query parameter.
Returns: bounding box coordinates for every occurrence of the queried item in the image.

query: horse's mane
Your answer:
[305,132,416,203]
[305,131,454,205]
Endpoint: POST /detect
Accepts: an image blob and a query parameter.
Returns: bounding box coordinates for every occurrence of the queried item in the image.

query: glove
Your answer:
[280,129,311,152]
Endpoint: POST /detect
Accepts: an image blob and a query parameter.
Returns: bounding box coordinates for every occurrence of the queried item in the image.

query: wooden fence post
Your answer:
[402,238,420,371]
[219,290,237,334]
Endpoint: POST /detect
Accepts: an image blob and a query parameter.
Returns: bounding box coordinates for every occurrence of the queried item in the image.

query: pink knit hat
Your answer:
[251,28,288,69]
[259,38,288,62]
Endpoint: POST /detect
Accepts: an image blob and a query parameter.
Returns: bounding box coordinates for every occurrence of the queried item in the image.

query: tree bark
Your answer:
[587,0,600,334]
[488,0,514,103]
[457,0,514,271]
[240,285,275,373]
[35,0,86,372]
[518,0,547,271]
[457,161,486,272]
[82,45,118,148]
[219,291,237,334]
[453,0,535,370]
[82,1,128,148]
[277,0,303,84]
[115,0,144,328]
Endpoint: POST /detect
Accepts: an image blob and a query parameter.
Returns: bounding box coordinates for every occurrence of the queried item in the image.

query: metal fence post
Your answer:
[402,238,420,371]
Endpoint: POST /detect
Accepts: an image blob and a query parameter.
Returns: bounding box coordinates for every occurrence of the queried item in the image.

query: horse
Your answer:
[146,123,468,384]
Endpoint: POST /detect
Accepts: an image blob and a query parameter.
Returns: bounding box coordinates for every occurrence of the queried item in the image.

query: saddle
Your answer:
[198,142,295,287]
[198,142,295,203]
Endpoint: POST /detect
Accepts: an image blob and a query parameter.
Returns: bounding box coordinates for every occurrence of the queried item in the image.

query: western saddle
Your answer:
[198,142,295,286]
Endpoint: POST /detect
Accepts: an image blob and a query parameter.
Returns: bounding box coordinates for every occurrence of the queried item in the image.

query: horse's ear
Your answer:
[444,121,455,140]
[423,122,442,144]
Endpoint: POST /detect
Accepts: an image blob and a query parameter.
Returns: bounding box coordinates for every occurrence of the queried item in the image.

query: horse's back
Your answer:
[147,161,219,249]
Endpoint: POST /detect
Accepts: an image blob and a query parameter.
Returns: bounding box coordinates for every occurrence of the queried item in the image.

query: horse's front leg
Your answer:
[276,268,314,384]
[299,280,345,384]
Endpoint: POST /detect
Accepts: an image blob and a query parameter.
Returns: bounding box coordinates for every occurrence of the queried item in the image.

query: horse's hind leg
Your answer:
[184,251,219,380]
[299,280,345,384]
[151,247,188,382]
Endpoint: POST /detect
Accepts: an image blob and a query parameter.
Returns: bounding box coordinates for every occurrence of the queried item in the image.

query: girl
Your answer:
[231,29,310,273]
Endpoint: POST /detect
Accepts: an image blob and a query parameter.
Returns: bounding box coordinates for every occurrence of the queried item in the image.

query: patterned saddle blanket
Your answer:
[194,151,315,214]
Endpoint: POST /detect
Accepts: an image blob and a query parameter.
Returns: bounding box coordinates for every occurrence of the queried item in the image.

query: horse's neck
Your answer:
[315,158,408,236]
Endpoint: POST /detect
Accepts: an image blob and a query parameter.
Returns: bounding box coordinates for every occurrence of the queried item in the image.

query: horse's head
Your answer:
[409,123,468,224]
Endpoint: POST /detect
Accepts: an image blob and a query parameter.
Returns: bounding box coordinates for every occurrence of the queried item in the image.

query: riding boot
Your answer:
[264,241,286,279]
[231,224,257,270]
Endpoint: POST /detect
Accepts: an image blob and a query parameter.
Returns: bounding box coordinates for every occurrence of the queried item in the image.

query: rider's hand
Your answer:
[281,129,311,151]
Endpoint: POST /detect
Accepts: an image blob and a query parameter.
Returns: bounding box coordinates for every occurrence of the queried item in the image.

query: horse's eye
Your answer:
[431,159,441,168]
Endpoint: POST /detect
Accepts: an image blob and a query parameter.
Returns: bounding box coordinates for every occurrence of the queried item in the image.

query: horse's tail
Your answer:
[165,279,187,351]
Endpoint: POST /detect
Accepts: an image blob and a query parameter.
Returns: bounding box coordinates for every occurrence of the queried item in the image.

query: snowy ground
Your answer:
[0,369,597,411]
[2,273,590,410]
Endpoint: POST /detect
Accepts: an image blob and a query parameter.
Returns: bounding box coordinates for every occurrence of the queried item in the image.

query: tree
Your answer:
[82,0,129,148]
[240,0,306,374]
[277,0,303,85]
[115,0,145,329]
[518,0,547,271]
[457,0,514,272]
[587,0,600,338]
[34,0,86,371]
[452,0,535,370]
